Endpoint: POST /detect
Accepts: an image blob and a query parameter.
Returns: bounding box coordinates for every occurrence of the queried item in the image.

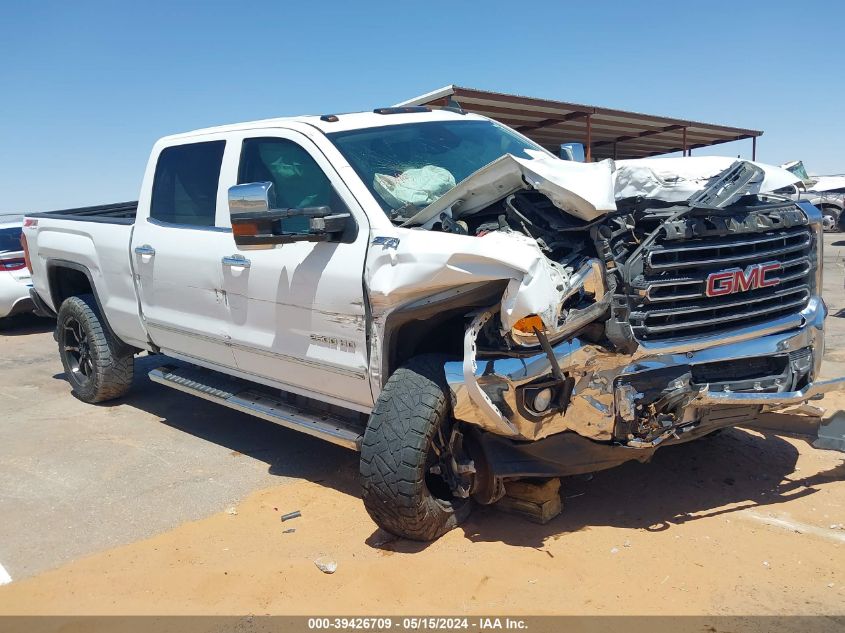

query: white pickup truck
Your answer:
[23,107,845,540]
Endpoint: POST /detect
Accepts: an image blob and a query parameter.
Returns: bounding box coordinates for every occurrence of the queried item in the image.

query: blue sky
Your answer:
[2,0,843,212]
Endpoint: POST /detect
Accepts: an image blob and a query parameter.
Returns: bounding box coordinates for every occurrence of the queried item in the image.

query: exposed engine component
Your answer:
[434,181,819,447]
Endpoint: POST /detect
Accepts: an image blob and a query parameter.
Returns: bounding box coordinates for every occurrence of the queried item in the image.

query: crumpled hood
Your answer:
[402,152,616,227]
[403,154,800,227]
[614,156,800,202]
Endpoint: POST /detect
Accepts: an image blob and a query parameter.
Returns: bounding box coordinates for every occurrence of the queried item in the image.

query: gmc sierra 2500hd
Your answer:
[23,107,845,540]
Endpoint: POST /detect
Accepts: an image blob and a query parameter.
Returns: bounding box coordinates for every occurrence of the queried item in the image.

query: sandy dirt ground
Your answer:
[1,410,843,616]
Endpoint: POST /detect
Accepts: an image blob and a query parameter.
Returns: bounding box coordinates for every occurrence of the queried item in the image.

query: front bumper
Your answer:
[445,296,845,443]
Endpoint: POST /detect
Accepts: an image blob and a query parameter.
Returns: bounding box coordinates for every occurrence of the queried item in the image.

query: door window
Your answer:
[150,140,226,226]
[238,138,346,211]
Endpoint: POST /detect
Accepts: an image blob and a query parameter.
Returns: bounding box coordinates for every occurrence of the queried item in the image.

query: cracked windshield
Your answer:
[329,119,544,222]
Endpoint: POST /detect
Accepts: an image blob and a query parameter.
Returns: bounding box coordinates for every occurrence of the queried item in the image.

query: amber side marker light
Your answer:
[512,314,545,334]
[232,221,261,237]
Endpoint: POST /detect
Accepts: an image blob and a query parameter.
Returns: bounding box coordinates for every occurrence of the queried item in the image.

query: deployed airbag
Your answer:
[374,165,456,209]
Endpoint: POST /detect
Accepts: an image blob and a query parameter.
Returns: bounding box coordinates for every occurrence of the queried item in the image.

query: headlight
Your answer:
[510,258,607,347]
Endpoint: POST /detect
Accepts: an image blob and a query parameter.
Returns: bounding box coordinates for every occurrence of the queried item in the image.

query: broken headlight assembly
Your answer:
[510,258,609,347]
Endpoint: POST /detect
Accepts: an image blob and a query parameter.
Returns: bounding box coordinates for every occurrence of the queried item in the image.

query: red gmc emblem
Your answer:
[705,262,781,297]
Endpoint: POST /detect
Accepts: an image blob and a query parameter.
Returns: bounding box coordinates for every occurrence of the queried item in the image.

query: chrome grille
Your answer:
[629,225,814,341]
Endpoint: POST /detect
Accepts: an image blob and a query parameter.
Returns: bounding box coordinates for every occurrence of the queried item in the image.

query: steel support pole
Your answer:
[682,127,688,157]
[752,136,757,161]
[585,114,592,162]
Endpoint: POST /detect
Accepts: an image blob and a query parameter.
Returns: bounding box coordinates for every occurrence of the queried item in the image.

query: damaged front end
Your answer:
[367,154,845,497]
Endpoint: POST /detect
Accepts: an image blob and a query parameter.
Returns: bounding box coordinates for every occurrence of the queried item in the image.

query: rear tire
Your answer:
[57,294,134,403]
[360,355,471,541]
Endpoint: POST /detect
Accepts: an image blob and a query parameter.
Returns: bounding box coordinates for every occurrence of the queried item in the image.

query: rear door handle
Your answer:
[222,254,251,268]
[134,244,156,256]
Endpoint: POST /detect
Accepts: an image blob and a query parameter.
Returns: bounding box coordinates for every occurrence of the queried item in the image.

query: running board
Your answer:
[148,365,363,450]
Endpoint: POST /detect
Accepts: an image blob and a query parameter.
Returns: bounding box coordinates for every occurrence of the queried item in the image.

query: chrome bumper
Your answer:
[445,296,843,442]
[696,377,845,406]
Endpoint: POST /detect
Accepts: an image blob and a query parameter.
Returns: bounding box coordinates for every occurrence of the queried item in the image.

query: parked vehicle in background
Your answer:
[0,213,33,320]
[22,109,845,540]
[779,161,845,231]
[807,176,845,231]
[771,183,844,231]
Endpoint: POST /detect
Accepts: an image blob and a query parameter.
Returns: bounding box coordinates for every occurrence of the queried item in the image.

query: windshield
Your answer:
[327,119,545,221]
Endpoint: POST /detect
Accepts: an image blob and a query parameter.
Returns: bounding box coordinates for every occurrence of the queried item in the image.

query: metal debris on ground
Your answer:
[314,556,337,574]
[226,506,238,515]
[281,510,302,522]
[283,528,296,534]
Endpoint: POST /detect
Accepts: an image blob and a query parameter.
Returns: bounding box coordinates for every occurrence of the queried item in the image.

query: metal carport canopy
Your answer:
[395,85,762,162]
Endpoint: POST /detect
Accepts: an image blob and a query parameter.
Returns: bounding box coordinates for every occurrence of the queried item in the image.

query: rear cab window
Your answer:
[0,227,23,253]
[150,141,226,226]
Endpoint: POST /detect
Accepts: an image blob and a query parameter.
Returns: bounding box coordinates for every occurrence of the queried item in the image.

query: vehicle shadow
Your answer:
[370,426,844,553]
[61,355,843,552]
[87,354,362,499]
[0,314,54,336]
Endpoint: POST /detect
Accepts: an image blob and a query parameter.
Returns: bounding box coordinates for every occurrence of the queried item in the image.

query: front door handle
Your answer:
[134,244,156,256]
[222,254,251,268]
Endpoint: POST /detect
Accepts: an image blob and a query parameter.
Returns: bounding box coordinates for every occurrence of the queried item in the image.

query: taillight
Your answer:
[0,256,27,272]
[20,232,33,273]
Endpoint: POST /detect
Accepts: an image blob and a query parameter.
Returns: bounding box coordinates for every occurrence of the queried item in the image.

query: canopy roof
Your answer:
[396,85,762,161]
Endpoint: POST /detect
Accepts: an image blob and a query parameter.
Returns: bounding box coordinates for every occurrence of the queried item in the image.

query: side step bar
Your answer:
[148,365,364,451]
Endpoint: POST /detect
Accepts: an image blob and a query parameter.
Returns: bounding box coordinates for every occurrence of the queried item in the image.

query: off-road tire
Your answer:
[360,355,471,541]
[57,294,134,403]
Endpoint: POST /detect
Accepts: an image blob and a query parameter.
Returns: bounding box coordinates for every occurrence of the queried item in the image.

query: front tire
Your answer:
[57,294,134,403]
[360,356,471,541]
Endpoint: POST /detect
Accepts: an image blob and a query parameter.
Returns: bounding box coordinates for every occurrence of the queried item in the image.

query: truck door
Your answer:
[131,138,237,369]
[218,131,373,411]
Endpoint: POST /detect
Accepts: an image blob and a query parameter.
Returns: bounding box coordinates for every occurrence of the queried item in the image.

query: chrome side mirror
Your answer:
[227,181,351,248]
[559,142,585,162]
[228,182,276,215]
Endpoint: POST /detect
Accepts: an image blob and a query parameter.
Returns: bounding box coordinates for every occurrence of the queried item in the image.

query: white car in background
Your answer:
[0,213,33,319]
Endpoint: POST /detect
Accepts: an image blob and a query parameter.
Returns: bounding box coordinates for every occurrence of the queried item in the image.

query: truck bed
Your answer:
[25,203,148,348]
[29,201,137,225]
